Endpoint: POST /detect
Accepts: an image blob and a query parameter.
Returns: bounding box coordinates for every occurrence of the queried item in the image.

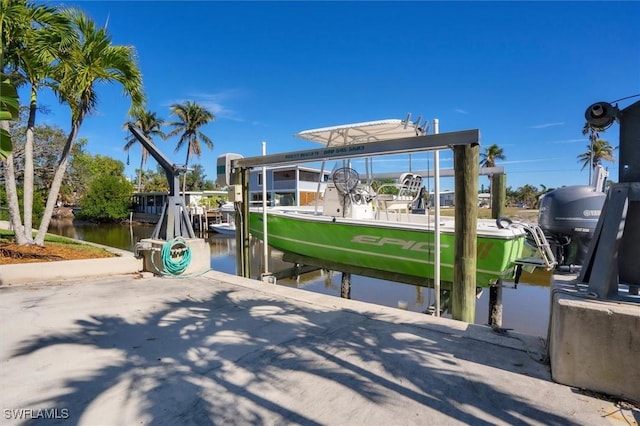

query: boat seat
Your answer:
[375,173,424,220]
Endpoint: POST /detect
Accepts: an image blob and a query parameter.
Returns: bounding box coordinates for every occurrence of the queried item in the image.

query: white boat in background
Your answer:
[209,222,236,235]
[209,202,237,235]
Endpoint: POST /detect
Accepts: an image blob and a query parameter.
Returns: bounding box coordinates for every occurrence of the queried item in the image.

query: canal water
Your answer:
[48,219,552,338]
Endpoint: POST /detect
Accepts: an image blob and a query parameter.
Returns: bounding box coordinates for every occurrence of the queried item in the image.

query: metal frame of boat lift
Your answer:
[228,129,480,280]
[127,124,195,240]
[578,100,640,301]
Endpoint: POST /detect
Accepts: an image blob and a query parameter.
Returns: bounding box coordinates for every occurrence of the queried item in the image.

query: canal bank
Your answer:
[1,271,636,425]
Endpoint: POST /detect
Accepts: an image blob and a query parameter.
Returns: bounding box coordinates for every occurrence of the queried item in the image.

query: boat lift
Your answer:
[578,100,640,300]
[127,124,195,240]
[127,125,210,276]
[224,128,484,321]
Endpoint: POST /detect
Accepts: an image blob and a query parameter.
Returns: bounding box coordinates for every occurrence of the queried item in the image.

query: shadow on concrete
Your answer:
[10,286,582,425]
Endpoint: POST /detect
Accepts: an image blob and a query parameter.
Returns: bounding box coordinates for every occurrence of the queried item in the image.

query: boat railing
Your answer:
[505,220,558,271]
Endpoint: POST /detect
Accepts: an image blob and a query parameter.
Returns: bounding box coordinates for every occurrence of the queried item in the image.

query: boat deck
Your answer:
[255,206,528,239]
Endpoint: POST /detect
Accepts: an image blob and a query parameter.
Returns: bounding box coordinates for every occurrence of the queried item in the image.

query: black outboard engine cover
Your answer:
[539,185,606,267]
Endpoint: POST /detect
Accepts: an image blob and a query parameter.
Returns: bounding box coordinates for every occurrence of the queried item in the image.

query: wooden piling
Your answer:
[452,144,479,322]
[234,168,252,279]
[491,173,506,219]
[489,175,505,327]
[341,272,351,299]
[241,168,251,278]
[489,282,503,327]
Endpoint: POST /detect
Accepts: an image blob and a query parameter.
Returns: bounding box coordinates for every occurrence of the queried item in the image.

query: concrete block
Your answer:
[139,238,210,277]
[549,278,640,404]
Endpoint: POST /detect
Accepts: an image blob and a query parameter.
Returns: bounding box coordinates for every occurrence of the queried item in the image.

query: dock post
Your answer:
[234,168,252,278]
[452,143,479,322]
[340,272,351,299]
[234,201,243,277]
[489,282,503,327]
[491,173,506,220]
[241,168,251,278]
[489,180,505,327]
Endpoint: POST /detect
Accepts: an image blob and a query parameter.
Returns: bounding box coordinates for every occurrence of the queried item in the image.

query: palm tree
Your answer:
[18,8,75,243]
[479,143,506,168]
[479,144,505,206]
[123,111,166,192]
[166,101,215,198]
[577,139,615,170]
[0,77,19,157]
[33,9,145,245]
[580,122,615,183]
[1,0,75,245]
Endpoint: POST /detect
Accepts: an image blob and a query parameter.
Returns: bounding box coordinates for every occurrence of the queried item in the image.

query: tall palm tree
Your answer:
[479,144,506,207]
[580,122,615,183]
[1,0,75,245]
[34,9,145,245]
[123,111,166,192]
[479,143,506,168]
[166,101,215,198]
[577,139,615,170]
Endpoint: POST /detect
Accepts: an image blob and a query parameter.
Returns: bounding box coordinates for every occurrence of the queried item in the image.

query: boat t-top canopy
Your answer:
[295,118,427,146]
[233,126,478,169]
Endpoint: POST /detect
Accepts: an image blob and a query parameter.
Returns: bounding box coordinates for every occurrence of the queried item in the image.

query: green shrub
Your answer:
[77,175,133,222]
[0,186,45,225]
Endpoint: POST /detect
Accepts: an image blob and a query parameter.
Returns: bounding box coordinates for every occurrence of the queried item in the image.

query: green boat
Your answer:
[249,208,530,288]
[246,119,554,287]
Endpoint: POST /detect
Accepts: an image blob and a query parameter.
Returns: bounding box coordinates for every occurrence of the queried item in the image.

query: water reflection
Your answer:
[48,219,551,337]
[48,219,156,251]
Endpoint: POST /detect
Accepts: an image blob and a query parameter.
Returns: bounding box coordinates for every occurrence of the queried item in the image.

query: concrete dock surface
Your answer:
[1,270,638,426]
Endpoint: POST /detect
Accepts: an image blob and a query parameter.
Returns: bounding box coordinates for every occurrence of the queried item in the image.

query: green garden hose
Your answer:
[151,237,192,276]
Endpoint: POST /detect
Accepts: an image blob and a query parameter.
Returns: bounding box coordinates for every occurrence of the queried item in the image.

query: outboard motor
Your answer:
[538,185,605,268]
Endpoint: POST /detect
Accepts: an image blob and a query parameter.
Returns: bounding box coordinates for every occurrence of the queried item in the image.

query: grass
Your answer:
[1,229,83,245]
[0,229,117,263]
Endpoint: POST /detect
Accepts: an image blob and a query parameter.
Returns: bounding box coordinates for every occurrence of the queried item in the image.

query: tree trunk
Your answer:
[182,169,187,203]
[1,121,28,244]
[35,121,80,245]
[182,149,190,205]
[23,86,38,243]
[2,157,28,244]
[138,152,144,192]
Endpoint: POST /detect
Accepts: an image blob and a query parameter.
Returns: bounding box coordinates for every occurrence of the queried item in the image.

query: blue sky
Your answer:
[32,1,640,191]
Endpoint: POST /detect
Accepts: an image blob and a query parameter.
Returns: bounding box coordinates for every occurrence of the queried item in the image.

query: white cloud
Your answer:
[455,108,468,114]
[550,138,586,144]
[163,89,247,122]
[530,122,564,129]
[501,157,564,165]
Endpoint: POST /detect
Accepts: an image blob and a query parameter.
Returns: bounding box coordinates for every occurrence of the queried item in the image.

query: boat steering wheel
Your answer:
[332,167,360,194]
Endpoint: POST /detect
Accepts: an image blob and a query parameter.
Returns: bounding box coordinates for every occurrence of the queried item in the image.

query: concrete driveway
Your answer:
[1,270,637,425]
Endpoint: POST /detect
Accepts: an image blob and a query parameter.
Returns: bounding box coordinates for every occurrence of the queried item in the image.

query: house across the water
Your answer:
[130,190,228,223]
[248,165,329,207]
[131,165,329,223]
